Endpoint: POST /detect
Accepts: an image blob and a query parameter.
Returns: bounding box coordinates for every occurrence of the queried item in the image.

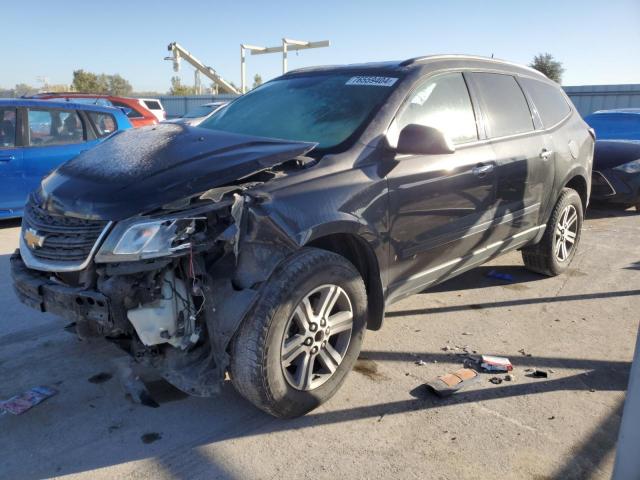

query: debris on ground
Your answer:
[489,377,503,385]
[479,355,513,373]
[0,386,58,415]
[518,348,532,357]
[425,368,479,398]
[505,374,515,382]
[486,270,515,282]
[114,357,159,408]
[461,332,472,336]
[528,370,549,379]
[415,360,427,366]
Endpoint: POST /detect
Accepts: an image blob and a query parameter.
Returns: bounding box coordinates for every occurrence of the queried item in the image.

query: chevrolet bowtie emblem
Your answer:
[24,228,46,249]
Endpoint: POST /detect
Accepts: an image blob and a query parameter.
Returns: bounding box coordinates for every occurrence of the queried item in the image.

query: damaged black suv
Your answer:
[12,56,593,418]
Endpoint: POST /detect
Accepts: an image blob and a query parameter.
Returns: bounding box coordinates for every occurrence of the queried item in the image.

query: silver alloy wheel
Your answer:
[280,284,353,391]
[554,204,578,262]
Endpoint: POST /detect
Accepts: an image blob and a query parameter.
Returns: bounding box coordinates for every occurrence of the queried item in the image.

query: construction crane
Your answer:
[165,42,240,95]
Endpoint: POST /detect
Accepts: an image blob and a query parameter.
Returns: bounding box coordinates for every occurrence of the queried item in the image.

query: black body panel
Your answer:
[39,124,316,220]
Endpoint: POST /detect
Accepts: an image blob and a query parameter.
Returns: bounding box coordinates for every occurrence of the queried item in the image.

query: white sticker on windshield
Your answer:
[346,76,398,87]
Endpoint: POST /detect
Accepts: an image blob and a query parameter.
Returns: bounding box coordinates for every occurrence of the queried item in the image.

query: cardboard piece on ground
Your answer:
[426,368,479,397]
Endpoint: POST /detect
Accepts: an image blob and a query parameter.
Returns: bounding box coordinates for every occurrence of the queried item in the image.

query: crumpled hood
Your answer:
[594,140,640,170]
[39,124,315,220]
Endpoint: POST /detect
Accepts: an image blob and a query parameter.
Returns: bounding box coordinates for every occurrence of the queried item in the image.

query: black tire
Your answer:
[522,188,584,276]
[635,203,640,213]
[229,247,367,418]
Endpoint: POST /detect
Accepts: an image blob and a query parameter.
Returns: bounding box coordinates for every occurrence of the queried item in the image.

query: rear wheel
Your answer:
[229,248,367,418]
[522,188,583,276]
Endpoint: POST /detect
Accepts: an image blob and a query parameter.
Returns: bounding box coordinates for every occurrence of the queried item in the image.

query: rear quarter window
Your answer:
[520,78,571,128]
[143,100,162,110]
[471,72,535,138]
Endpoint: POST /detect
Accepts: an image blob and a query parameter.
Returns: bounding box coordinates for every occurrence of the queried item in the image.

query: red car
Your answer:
[31,93,158,128]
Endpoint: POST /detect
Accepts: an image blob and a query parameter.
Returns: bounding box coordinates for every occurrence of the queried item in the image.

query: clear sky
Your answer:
[4,0,640,92]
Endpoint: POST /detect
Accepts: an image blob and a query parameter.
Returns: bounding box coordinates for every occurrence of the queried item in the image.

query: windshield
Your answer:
[184,105,218,118]
[200,73,400,150]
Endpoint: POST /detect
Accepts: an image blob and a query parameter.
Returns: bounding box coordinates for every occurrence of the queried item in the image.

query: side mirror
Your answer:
[396,124,455,155]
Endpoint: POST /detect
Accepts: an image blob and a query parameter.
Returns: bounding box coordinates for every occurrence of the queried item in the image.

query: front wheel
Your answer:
[522,188,584,276]
[229,248,367,418]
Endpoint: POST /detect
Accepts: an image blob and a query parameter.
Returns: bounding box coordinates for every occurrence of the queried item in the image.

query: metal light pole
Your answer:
[240,38,330,93]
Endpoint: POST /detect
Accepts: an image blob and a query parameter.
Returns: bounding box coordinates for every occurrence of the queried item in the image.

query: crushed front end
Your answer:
[12,193,248,395]
[10,125,316,397]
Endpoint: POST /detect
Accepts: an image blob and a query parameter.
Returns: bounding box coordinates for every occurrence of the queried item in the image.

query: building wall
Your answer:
[156,84,640,118]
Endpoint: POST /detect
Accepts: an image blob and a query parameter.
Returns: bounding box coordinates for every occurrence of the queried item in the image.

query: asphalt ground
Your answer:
[1,206,638,480]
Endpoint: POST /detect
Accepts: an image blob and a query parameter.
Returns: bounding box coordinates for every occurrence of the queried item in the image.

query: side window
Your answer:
[391,72,478,145]
[28,109,85,146]
[471,73,534,138]
[520,78,571,128]
[87,111,117,138]
[111,101,144,119]
[0,108,17,147]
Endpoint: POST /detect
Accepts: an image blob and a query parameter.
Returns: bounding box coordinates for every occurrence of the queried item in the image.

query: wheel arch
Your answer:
[564,174,589,211]
[306,232,385,331]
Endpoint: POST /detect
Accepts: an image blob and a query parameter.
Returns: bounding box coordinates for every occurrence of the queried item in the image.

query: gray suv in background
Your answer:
[12,55,593,417]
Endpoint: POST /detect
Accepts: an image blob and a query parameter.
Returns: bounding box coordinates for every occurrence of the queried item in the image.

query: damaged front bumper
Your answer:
[11,252,111,326]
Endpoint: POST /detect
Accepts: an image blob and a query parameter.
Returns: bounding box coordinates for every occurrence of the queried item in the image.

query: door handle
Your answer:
[539,149,553,160]
[0,154,15,162]
[472,164,494,176]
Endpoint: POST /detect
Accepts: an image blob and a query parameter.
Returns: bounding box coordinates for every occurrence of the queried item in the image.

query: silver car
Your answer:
[164,102,227,126]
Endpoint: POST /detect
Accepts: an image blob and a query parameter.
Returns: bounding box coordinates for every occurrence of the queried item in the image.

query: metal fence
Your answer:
[157,84,640,119]
[563,84,640,117]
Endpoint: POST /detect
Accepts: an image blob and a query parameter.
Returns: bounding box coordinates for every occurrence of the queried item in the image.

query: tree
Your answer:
[169,76,196,95]
[72,69,133,95]
[72,70,101,93]
[252,74,263,89]
[13,83,38,97]
[529,53,565,84]
[108,74,133,96]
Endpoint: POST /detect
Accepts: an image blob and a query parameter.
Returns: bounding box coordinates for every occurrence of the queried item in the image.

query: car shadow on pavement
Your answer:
[0,218,21,229]
[586,205,638,219]
[422,264,548,294]
[387,288,640,317]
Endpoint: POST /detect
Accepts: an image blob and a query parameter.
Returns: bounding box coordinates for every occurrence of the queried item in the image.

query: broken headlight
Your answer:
[613,158,640,174]
[95,216,203,262]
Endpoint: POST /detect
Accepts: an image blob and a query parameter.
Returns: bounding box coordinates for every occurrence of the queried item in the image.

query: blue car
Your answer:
[584,109,640,140]
[0,99,131,218]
